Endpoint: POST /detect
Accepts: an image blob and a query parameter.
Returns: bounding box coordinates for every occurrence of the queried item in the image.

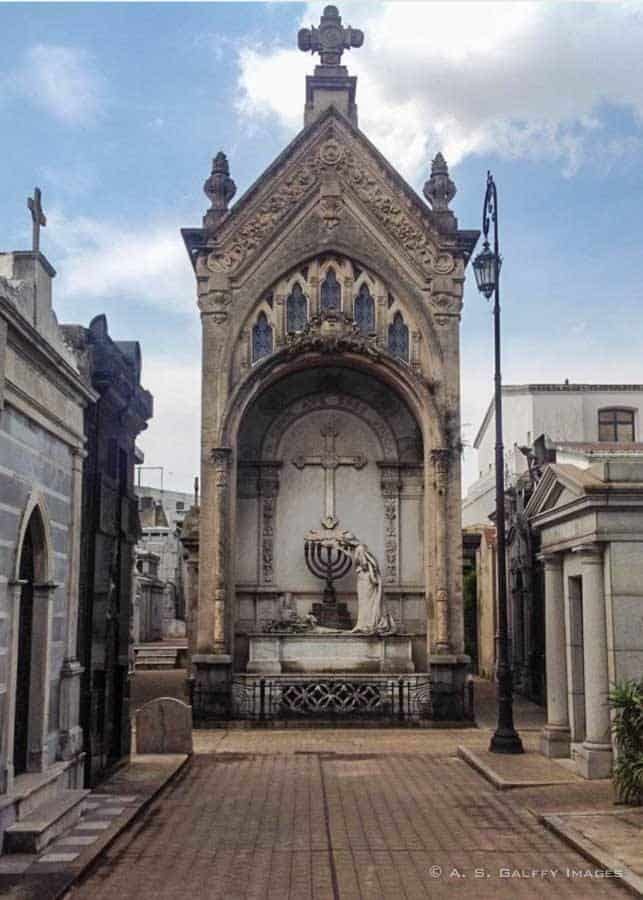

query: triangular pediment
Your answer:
[526,463,601,518]
[195,107,477,284]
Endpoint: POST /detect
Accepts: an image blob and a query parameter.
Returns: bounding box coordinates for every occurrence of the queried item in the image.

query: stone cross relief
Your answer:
[292,421,366,530]
[27,187,46,252]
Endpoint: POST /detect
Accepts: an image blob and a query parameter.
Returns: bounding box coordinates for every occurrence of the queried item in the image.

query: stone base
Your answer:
[247,633,415,674]
[191,654,233,723]
[574,741,613,779]
[311,600,352,630]
[428,654,471,721]
[540,725,571,758]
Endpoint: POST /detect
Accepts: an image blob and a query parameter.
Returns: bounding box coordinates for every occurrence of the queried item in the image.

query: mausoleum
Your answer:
[182,6,478,720]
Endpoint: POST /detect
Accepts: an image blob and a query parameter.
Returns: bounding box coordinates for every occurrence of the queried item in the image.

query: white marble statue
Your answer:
[339,537,396,635]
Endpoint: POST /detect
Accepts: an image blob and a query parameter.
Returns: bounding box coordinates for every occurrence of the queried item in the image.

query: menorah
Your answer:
[304,539,353,630]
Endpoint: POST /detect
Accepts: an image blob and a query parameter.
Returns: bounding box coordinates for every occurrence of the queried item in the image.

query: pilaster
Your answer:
[540,553,571,758]
[576,544,612,779]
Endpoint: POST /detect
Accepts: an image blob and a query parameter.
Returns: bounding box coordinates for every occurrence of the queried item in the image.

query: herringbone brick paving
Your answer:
[67,747,628,900]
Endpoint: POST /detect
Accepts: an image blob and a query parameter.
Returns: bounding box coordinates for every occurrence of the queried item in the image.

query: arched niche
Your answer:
[8,496,57,779]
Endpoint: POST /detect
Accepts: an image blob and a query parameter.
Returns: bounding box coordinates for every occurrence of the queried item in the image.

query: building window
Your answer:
[598,408,635,442]
[354,283,375,334]
[175,501,185,511]
[320,268,341,312]
[252,312,273,363]
[388,312,409,361]
[286,283,307,333]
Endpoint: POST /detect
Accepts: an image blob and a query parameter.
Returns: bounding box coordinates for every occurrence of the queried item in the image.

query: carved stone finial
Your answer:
[203,151,236,235]
[298,5,364,68]
[423,152,456,212]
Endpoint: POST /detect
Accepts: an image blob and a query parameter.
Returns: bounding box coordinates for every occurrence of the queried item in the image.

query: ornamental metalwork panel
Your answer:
[320,268,341,311]
[354,283,375,334]
[388,312,409,361]
[286,283,307,333]
[252,312,273,363]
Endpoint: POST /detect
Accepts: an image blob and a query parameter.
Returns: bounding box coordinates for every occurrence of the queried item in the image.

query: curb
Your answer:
[540,813,643,899]
[457,745,579,791]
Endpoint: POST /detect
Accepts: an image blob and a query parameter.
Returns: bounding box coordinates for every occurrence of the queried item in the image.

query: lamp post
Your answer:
[473,172,523,754]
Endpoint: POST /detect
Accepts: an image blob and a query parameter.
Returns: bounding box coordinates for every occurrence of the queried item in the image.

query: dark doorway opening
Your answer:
[14,526,35,775]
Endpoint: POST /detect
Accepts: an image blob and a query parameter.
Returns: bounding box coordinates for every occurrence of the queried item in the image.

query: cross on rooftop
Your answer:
[298,5,364,68]
[27,187,46,252]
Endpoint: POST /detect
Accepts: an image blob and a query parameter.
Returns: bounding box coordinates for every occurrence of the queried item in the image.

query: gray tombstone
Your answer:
[135,697,193,755]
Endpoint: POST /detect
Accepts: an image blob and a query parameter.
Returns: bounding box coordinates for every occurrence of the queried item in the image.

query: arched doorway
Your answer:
[13,507,48,776]
[14,526,34,775]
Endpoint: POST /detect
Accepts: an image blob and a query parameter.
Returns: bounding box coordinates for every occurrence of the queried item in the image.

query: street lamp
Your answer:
[473,172,524,754]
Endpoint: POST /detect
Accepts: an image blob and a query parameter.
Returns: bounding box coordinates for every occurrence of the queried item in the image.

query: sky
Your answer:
[1,1,643,494]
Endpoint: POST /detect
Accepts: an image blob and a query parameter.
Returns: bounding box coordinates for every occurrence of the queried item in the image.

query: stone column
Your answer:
[274,295,285,349]
[194,271,234,704]
[211,448,232,654]
[259,464,281,585]
[430,448,450,653]
[540,553,571,758]
[577,545,612,779]
[379,465,401,585]
[59,446,84,764]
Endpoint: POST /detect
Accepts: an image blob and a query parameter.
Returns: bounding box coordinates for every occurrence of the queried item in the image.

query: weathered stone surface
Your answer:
[247,632,414,674]
[136,698,193,755]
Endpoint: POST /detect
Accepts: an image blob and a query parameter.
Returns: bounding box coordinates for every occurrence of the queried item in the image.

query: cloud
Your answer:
[47,210,194,313]
[15,44,105,125]
[136,358,201,494]
[236,2,643,180]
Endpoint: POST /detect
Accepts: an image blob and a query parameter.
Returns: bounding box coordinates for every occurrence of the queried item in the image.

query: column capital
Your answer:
[575,543,603,563]
[209,447,232,466]
[539,551,563,570]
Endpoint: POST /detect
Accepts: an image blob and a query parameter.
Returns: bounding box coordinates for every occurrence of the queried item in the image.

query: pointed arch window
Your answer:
[354,283,375,334]
[388,312,409,361]
[286,283,307,333]
[252,312,273,363]
[320,268,341,312]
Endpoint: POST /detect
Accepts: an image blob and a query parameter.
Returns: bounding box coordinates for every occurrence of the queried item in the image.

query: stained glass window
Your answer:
[286,283,307,333]
[252,312,273,363]
[320,268,341,311]
[354,283,375,334]
[388,312,409,361]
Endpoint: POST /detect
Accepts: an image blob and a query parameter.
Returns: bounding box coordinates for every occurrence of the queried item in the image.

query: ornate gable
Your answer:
[186,110,477,291]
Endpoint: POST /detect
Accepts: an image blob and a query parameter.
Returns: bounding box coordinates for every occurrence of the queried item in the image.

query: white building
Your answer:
[463,383,643,525]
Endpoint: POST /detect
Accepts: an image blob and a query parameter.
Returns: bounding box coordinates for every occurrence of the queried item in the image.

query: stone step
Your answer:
[4,790,90,854]
[0,761,71,822]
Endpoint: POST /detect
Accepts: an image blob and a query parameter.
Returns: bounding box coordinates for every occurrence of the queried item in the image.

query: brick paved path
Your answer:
[67,742,627,900]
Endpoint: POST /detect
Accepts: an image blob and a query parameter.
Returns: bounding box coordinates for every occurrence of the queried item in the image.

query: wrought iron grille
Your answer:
[192,675,434,724]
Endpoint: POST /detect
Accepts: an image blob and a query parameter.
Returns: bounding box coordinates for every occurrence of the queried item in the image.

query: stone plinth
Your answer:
[247,632,415,674]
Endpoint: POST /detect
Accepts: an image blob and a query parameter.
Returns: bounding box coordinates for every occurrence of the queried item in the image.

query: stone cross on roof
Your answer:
[27,186,46,252]
[298,5,364,68]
